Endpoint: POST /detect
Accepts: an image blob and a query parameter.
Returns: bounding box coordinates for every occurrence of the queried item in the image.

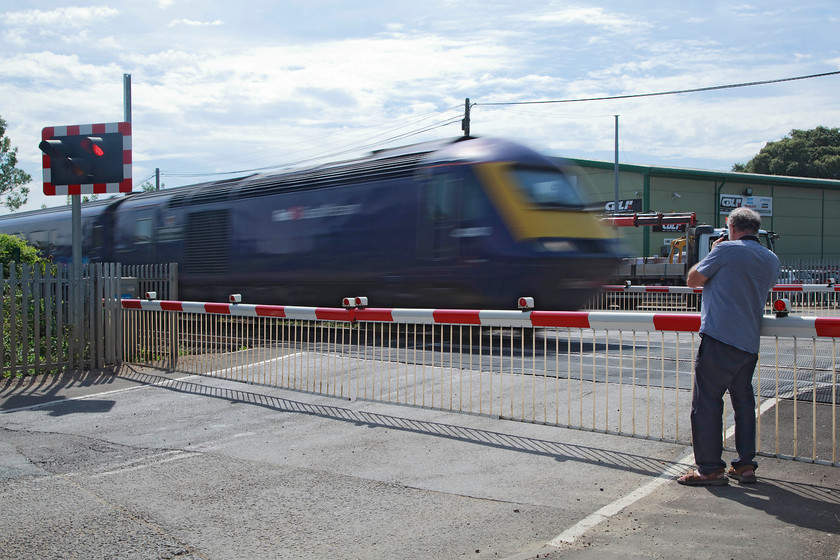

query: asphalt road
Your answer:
[1,366,839,559]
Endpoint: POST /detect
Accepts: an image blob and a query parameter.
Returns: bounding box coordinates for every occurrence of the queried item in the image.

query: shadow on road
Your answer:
[114,364,683,478]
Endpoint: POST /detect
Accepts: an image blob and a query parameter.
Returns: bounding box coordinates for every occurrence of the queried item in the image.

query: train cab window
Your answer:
[425,176,459,221]
[134,218,153,244]
[511,167,584,208]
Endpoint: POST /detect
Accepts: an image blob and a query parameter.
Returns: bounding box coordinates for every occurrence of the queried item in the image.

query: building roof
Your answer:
[561,157,840,189]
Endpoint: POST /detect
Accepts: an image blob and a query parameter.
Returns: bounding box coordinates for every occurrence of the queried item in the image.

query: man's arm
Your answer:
[686,264,709,288]
[687,235,726,288]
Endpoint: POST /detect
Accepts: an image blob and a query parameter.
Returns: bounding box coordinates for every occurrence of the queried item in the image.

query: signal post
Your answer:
[38,120,133,367]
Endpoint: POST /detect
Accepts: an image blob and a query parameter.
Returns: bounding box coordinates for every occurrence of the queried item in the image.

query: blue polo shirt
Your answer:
[696,237,780,353]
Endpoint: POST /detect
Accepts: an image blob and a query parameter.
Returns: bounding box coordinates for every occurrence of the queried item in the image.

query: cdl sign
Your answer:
[720,194,743,210]
[719,194,773,216]
[604,198,642,213]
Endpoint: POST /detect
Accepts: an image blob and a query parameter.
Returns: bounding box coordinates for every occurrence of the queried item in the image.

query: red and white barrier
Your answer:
[121,299,840,338]
[602,284,840,294]
[601,285,703,294]
[771,284,840,293]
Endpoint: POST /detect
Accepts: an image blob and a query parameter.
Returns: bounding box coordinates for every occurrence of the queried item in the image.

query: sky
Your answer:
[2,1,839,214]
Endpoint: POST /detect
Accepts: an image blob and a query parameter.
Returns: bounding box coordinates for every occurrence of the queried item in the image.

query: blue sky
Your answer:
[2,1,839,213]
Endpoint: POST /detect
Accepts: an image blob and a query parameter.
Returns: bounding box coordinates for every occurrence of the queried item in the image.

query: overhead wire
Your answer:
[161,110,464,179]
[135,171,157,186]
[152,70,840,183]
[161,105,462,177]
[476,70,840,106]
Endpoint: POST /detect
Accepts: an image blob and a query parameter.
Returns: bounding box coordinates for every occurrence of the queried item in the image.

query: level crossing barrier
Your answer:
[121,297,840,467]
[588,283,840,316]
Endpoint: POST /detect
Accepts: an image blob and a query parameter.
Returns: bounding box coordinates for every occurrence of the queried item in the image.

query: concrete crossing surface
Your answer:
[1,366,838,559]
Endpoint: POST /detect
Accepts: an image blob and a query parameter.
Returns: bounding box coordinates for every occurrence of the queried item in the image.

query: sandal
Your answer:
[727,465,757,484]
[677,468,729,486]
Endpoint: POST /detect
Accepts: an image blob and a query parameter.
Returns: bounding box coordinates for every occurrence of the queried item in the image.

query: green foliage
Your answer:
[138,180,162,192]
[2,243,65,377]
[733,126,840,179]
[0,233,46,276]
[0,115,32,212]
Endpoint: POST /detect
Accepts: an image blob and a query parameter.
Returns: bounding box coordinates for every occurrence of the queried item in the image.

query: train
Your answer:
[0,136,624,310]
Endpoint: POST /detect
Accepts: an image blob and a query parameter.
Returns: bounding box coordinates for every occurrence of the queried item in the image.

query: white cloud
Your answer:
[522,5,651,33]
[1,5,119,27]
[167,18,223,27]
[1,6,121,50]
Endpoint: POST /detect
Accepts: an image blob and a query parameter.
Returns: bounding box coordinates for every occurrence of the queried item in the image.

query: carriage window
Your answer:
[92,225,104,250]
[29,230,50,251]
[511,167,584,207]
[134,218,153,244]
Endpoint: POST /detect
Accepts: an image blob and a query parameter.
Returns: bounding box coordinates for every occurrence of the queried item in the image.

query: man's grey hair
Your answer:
[728,206,762,233]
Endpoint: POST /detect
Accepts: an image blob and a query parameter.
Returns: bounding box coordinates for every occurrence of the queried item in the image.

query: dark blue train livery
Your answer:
[0,137,623,309]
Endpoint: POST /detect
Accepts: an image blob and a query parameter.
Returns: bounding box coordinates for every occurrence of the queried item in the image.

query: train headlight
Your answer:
[541,240,576,253]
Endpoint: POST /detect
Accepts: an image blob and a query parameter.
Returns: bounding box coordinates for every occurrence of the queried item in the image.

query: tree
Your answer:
[732,126,840,179]
[137,179,163,192]
[0,233,44,276]
[0,115,32,212]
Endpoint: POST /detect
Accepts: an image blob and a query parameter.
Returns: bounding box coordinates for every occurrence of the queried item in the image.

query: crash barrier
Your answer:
[588,283,840,316]
[121,298,840,467]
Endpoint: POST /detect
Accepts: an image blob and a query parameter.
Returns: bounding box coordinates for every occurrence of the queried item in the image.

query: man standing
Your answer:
[677,207,780,486]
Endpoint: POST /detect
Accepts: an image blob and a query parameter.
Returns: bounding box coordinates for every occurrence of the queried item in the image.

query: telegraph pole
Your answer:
[461,98,471,137]
[613,115,619,214]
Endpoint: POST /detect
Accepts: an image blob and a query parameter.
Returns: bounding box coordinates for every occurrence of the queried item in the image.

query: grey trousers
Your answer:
[691,335,759,475]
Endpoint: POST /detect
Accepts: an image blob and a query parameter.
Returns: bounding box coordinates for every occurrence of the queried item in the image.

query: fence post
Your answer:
[170,262,178,301]
[0,264,5,376]
[8,263,18,376]
[21,265,31,377]
[116,263,123,365]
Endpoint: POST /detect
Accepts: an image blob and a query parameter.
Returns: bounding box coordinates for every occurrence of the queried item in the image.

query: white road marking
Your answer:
[549,395,780,546]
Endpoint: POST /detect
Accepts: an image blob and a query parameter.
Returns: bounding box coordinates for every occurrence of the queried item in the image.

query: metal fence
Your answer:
[779,258,840,284]
[2,262,178,377]
[587,284,840,316]
[2,262,122,376]
[121,263,178,301]
[122,299,839,467]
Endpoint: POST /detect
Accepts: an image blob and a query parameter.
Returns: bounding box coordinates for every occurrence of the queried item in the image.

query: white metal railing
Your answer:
[121,298,840,466]
[587,283,840,316]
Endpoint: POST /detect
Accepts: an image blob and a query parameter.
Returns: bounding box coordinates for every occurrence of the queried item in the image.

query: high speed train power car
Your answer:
[0,137,623,309]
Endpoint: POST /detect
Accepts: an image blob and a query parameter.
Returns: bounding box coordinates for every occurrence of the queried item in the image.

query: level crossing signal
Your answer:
[39,121,132,195]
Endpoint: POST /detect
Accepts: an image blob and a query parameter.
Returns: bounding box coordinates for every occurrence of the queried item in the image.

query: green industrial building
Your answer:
[562,157,840,264]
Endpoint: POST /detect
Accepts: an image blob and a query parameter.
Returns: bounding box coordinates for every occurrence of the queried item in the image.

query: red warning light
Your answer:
[773,298,790,316]
[80,136,105,157]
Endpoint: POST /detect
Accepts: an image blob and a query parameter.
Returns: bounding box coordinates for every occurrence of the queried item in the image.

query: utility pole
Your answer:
[613,115,619,214]
[124,74,132,125]
[461,98,471,137]
[156,167,160,190]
